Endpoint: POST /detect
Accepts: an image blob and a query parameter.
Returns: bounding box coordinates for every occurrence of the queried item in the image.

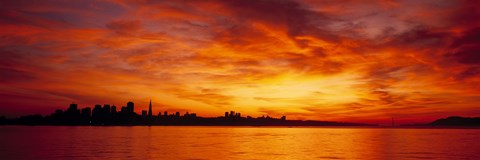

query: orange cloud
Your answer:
[1,0,479,125]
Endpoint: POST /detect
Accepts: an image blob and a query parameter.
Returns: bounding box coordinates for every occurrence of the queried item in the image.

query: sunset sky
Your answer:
[1,0,479,125]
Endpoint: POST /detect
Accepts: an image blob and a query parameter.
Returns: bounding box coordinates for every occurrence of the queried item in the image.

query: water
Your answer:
[0,126,479,160]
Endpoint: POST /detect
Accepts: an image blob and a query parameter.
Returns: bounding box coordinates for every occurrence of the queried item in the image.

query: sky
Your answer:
[0,0,479,125]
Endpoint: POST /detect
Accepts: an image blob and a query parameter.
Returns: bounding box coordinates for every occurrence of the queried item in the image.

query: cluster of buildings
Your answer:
[7,100,294,126]
[43,100,201,125]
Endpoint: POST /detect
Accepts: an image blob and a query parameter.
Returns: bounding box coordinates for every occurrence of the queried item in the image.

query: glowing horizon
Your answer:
[1,0,479,125]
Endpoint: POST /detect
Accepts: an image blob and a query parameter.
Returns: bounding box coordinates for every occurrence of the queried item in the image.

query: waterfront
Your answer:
[1,126,479,159]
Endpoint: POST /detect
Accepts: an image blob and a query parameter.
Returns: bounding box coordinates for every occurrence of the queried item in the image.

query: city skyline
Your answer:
[5,100,366,126]
[1,0,480,125]
[13,100,281,120]
[2,100,478,127]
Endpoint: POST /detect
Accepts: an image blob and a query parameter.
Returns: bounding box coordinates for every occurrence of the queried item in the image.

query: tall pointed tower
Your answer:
[148,99,152,119]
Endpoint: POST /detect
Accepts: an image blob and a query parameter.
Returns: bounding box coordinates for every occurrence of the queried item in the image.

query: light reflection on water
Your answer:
[0,126,479,159]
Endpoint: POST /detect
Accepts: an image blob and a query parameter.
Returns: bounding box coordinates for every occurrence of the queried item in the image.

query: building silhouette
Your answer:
[148,99,152,119]
[111,105,117,114]
[127,101,134,115]
[0,99,376,126]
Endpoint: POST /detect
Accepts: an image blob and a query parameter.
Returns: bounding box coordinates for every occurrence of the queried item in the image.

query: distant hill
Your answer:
[430,116,480,126]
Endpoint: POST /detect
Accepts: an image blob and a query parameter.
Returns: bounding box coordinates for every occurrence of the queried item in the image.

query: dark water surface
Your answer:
[0,126,479,159]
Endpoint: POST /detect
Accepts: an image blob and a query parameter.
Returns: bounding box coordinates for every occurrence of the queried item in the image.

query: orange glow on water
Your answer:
[2,126,480,159]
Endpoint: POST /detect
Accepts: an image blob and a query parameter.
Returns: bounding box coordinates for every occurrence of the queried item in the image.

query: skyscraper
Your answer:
[148,99,152,119]
[103,104,110,115]
[92,104,102,118]
[69,103,78,111]
[81,107,91,118]
[127,101,134,115]
[111,105,117,113]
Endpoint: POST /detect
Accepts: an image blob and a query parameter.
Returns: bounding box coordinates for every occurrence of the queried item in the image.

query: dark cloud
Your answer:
[457,67,480,80]
[0,0,124,28]
[448,0,480,26]
[448,27,480,65]
[451,48,480,65]
[384,26,450,49]
[218,0,338,44]
[106,20,142,36]
[0,67,35,82]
